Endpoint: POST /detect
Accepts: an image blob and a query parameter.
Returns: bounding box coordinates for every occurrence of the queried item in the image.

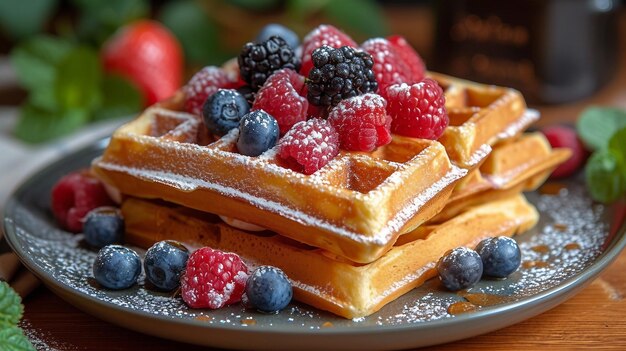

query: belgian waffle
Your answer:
[431,132,571,223]
[122,194,538,319]
[92,73,537,264]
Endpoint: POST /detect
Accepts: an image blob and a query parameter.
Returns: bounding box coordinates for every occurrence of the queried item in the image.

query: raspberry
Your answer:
[386,35,426,83]
[360,38,413,96]
[300,25,357,77]
[278,119,340,174]
[183,66,236,116]
[51,170,114,233]
[327,93,392,152]
[238,36,300,91]
[386,79,448,140]
[252,69,308,134]
[541,125,587,178]
[306,45,377,107]
[181,247,249,309]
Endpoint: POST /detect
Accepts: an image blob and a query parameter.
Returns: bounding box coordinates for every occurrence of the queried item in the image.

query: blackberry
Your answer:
[306,45,378,107]
[238,36,300,91]
[236,85,256,105]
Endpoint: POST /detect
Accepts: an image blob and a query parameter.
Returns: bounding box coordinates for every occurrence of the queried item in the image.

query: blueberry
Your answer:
[144,240,189,291]
[236,110,279,156]
[245,266,292,313]
[436,247,483,291]
[475,236,522,278]
[93,245,141,290]
[83,207,124,248]
[203,89,250,136]
[255,24,300,51]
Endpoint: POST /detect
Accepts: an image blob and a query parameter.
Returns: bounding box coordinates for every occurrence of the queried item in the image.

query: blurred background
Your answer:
[0,0,623,144]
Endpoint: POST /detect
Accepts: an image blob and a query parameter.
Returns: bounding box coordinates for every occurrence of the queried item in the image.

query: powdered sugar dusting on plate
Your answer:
[6,174,619,331]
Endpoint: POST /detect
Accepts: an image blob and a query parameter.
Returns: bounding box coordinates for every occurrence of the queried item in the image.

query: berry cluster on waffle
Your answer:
[91,24,570,318]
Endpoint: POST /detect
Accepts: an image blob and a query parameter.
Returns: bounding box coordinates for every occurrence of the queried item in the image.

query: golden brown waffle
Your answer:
[92,73,537,264]
[431,133,571,223]
[431,72,537,168]
[122,194,538,319]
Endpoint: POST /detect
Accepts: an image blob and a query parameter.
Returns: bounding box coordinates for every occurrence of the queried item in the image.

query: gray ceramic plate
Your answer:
[4,139,626,350]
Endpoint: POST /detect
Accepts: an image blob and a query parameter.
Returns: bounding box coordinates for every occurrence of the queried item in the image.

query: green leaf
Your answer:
[585,148,626,203]
[323,0,389,39]
[0,327,35,351]
[0,282,23,329]
[10,35,73,110]
[159,0,221,65]
[287,0,329,19]
[577,107,626,151]
[608,127,626,157]
[72,0,149,45]
[226,0,281,11]
[54,47,102,111]
[0,0,57,40]
[14,103,89,144]
[93,75,142,121]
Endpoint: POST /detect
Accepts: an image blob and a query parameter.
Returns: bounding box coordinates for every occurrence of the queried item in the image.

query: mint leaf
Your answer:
[93,75,142,121]
[324,0,389,39]
[72,0,149,45]
[608,127,626,157]
[160,0,224,65]
[0,0,57,40]
[0,327,35,351]
[585,148,626,203]
[577,107,626,151]
[54,46,102,111]
[14,103,89,144]
[10,35,72,110]
[0,282,23,328]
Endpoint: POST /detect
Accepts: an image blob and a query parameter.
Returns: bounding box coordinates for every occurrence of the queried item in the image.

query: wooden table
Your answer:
[11,9,626,351]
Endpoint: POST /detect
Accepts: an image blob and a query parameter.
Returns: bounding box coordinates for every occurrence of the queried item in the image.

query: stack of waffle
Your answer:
[91,72,570,319]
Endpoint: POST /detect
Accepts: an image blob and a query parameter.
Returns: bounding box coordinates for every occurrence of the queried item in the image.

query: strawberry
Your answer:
[102,20,184,106]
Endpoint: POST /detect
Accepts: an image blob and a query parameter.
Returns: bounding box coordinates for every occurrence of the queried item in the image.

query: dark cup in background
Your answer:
[431,0,619,105]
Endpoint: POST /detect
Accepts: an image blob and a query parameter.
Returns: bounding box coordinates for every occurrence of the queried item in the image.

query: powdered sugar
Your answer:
[6,171,621,334]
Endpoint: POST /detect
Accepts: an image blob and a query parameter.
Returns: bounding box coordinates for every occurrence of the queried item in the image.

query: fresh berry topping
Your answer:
[183,66,236,116]
[180,247,249,309]
[436,247,483,291]
[144,240,190,291]
[386,35,426,82]
[541,125,586,178]
[278,119,340,174]
[361,38,414,95]
[236,110,280,157]
[386,79,448,139]
[51,171,114,233]
[300,24,357,77]
[238,36,300,91]
[102,20,183,106]
[306,45,378,107]
[93,245,141,290]
[255,24,300,51]
[202,89,250,136]
[327,93,391,151]
[245,266,293,313]
[475,237,522,278]
[82,207,124,248]
[252,69,308,134]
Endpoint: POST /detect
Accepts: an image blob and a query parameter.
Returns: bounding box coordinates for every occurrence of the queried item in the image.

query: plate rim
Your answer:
[4,139,626,346]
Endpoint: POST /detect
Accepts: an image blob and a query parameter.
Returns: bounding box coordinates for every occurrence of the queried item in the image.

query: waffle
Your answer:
[122,194,538,319]
[92,73,536,264]
[431,132,571,223]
